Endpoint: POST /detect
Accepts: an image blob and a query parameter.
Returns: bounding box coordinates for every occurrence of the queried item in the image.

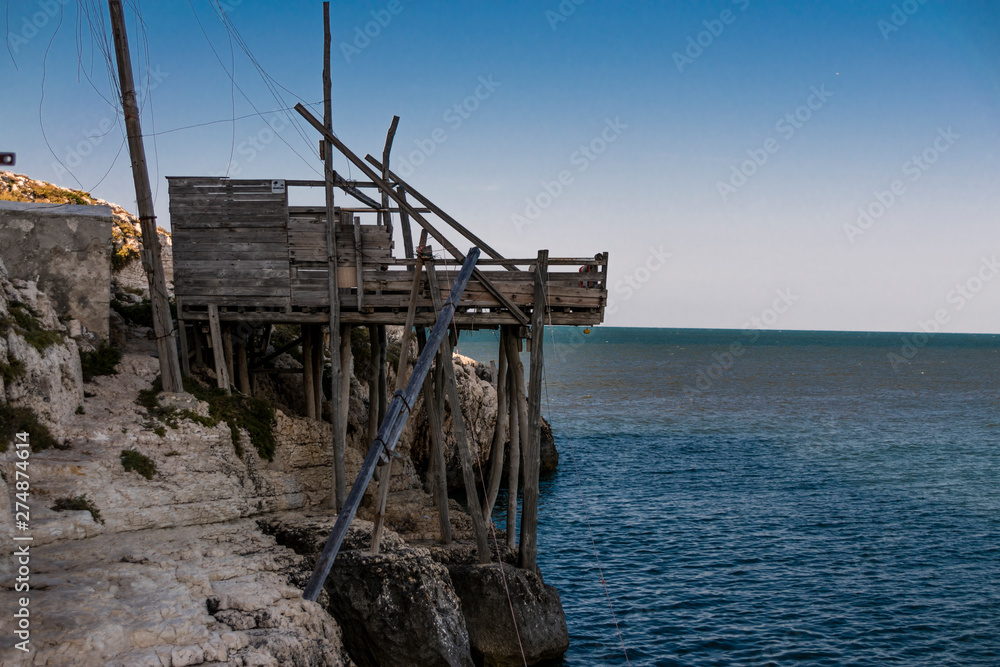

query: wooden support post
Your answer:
[236,335,251,396]
[337,324,352,505]
[380,116,399,234]
[416,326,451,543]
[520,250,548,573]
[370,456,393,554]
[378,325,388,425]
[323,1,345,511]
[354,218,365,311]
[367,325,381,441]
[303,324,316,420]
[397,185,414,260]
[483,333,508,523]
[426,263,491,563]
[503,327,523,549]
[207,305,230,394]
[108,0,183,393]
[222,324,235,394]
[313,326,324,418]
[193,323,204,366]
[178,319,191,377]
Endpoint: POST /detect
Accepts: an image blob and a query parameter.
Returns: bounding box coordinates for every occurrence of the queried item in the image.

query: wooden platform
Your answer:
[168,177,608,328]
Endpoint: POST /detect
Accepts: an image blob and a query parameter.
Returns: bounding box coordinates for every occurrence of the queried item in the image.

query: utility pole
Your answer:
[108,0,184,393]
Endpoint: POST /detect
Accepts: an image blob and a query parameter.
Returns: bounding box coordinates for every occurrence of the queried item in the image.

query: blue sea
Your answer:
[454,327,1000,666]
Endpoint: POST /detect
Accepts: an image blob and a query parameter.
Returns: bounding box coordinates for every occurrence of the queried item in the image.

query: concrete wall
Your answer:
[0,202,111,338]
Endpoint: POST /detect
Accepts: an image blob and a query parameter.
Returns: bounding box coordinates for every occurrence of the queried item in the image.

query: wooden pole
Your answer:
[519,250,548,573]
[303,324,316,420]
[303,248,481,601]
[426,263,491,564]
[323,1,345,510]
[370,455,393,554]
[397,185,414,260]
[483,333,508,523]
[378,325,388,424]
[313,327,324,417]
[380,116,399,232]
[417,326,451,543]
[367,325,381,441]
[222,324,235,393]
[236,335,251,396]
[108,0,183,393]
[207,305,230,394]
[193,323,204,366]
[503,327,523,549]
[178,319,191,377]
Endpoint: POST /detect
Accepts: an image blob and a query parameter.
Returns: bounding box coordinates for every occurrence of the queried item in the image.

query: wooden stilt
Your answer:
[504,327,523,549]
[178,319,191,377]
[483,332,508,523]
[336,324,352,507]
[207,305,230,394]
[377,325,388,425]
[416,325,451,543]
[426,263,491,563]
[222,324,235,394]
[313,326,324,418]
[236,335,250,395]
[520,250,548,573]
[323,1,345,510]
[367,325,381,441]
[193,323,204,366]
[370,457,393,554]
[303,324,316,420]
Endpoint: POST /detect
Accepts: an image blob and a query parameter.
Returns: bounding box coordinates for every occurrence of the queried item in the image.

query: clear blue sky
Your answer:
[4,0,1000,332]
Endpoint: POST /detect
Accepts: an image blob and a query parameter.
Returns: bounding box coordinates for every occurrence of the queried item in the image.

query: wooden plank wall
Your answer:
[169,178,291,309]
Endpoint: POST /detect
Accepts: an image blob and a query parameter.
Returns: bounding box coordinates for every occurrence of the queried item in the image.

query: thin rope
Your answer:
[542,284,631,665]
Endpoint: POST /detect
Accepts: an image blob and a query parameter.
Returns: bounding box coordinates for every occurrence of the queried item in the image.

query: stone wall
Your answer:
[0,201,111,338]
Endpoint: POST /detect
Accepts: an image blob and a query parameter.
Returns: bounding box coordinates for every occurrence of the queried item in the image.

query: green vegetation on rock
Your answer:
[51,495,103,524]
[80,342,122,382]
[1,301,63,351]
[137,376,277,461]
[120,449,157,479]
[0,404,61,453]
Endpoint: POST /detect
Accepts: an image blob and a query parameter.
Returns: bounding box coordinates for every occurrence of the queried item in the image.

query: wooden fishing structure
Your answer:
[165,3,608,589]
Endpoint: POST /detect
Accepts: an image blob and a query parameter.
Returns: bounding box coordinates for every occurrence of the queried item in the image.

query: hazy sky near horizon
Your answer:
[3,0,1000,332]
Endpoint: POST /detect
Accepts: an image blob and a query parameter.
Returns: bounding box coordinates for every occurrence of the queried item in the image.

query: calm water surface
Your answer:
[456,327,1000,666]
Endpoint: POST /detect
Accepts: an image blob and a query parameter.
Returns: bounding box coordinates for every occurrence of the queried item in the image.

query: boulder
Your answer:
[449,563,569,667]
[323,523,474,667]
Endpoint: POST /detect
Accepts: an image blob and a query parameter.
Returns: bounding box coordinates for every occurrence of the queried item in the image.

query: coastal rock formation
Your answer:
[449,563,570,667]
[0,262,84,425]
[1,520,352,666]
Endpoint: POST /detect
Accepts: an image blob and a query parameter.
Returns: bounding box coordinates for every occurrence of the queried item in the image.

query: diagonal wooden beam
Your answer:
[294,103,530,326]
[365,156,517,272]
